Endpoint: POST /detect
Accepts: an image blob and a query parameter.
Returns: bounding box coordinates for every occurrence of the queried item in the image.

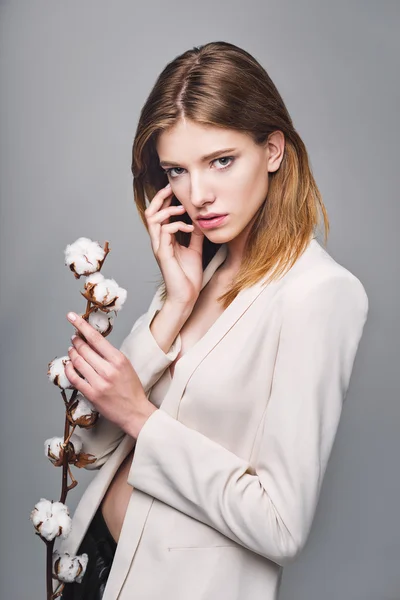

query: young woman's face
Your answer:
[156,118,282,245]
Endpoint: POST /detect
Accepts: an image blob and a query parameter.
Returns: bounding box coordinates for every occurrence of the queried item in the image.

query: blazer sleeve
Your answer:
[76,291,182,470]
[126,274,369,566]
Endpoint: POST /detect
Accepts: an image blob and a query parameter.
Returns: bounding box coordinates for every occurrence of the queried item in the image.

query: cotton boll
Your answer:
[30,499,71,541]
[53,552,80,583]
[89,277,118,305]
[44,437,63,463]
[67,393,99,428]
[53,551,89,584]
[44,436,84,467]
[92,278,127,313]
[64,237,106,278]
[88,309,113,334]
[47,356,74,390]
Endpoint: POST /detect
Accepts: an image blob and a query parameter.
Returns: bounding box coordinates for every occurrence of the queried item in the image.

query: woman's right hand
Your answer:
[144,183,205,307]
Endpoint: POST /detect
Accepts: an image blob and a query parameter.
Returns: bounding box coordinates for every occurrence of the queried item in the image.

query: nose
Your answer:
[189,173,215,208]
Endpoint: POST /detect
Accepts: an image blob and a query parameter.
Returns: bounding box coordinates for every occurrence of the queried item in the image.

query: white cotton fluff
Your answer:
[84,272,105,288]
[30,499,72,541]
[112,285,128,312]
[88,309,114,333]
[64,237,106,276]
[31,498,53,524]
[53,551,89,583]
[72,394,96,419]
[48,356,74,390]
[44,434,82,464]
[44,437,63,462]
[40,517,61,541]
[90,277,127,313]
[70,432,83,455]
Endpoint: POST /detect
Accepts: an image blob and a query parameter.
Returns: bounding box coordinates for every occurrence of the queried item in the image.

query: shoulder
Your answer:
[278,238,369,319]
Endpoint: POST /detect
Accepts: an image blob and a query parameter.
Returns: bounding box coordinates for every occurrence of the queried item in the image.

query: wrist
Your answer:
[125,401,158,440]
[163,298,195,322]
[149,300,194,355]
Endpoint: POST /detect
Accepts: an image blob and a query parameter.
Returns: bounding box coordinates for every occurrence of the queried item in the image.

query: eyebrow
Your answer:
[159,147,237,168]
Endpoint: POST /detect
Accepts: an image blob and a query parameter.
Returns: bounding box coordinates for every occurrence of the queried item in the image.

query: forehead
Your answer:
[156,119,253,160]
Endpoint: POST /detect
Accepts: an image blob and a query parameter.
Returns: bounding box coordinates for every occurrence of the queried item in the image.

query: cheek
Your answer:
[222,171,259,211]
[237,167,268,205]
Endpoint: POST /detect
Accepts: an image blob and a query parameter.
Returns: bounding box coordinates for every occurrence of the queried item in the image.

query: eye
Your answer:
[163,166,185,179]
[214,156,234,169]
[162,156,235,179]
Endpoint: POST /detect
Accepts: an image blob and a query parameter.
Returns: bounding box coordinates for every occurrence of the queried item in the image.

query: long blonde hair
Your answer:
[131,41,329,308]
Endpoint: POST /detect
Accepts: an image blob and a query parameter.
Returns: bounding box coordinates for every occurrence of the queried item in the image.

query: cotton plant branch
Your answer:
[29,237,127,600]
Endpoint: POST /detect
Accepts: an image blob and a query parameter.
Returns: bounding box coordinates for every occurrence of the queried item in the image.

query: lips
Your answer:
[196,214,227,221]
[197,214,228,229]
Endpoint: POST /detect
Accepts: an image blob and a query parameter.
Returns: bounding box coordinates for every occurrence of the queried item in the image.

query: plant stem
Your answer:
[60,413,70,505]
[46,540,55,599]
[52,582,65,599]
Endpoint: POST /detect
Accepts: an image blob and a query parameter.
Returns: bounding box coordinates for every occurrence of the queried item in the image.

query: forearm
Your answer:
[149,300,194,354]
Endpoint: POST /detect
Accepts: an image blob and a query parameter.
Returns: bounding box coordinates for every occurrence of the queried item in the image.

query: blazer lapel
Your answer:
[159,242,280,418]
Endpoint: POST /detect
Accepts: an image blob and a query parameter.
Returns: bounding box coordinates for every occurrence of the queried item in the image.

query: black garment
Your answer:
[61,505,117,600]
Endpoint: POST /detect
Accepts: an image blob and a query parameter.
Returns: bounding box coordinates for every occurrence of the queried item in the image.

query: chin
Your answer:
[205,225,239,243]
[205,234,235,246]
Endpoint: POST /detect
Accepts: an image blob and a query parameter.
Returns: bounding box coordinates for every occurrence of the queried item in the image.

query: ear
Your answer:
[265,130,285,173]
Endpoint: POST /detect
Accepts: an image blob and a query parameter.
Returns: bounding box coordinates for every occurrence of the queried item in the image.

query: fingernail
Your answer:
[67,312,77,322]
[68,346,73,352]
[71,334,77,342]
[164,183,171,189]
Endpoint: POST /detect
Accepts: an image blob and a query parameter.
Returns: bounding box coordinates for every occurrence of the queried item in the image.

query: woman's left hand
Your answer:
[65,311,157,439]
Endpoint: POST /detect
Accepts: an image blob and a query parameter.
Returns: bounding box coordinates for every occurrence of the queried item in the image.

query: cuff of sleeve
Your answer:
[126,408,179,489]
[120,307,181,393]
[143,307,182,360]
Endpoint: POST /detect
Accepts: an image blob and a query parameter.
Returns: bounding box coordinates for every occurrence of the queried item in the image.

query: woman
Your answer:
[60,41,369,600]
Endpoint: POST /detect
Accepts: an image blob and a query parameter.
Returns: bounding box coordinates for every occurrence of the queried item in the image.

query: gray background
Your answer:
[1,1,398,598]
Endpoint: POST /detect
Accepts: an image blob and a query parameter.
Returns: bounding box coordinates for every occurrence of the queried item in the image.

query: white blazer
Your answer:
[59,236,369,600]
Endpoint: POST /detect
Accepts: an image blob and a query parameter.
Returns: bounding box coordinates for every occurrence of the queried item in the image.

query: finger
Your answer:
[66,312,118,363]
[64,359,94,400]
[146,194,185,256]
[144,184,174,218]
[70,335,112,378]
[157,221,194,255]
[148,204,186,225]
[188,223,205,253]
[67,346,100,387]
[160,221,195,235]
